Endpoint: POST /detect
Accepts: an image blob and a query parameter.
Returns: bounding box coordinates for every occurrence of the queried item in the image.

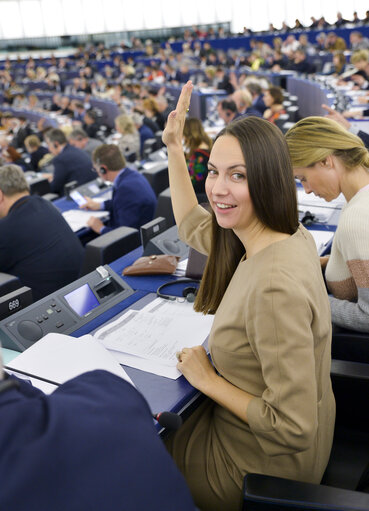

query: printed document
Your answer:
[94,299,214,379]
[62,209,109,232]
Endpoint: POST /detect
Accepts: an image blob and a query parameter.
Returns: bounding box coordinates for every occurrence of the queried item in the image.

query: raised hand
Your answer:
[162,80,193,150]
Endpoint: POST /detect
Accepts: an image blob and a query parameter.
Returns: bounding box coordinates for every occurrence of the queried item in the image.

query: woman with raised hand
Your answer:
[286,116,369,333]
[162,82,335,511]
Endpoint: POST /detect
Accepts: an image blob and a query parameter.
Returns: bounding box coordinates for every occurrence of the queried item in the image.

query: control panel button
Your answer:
[51,302,56,307]
[42,314,48,320]
[36,317,43,323]
[56,307,61,312]
[55,321,64,328]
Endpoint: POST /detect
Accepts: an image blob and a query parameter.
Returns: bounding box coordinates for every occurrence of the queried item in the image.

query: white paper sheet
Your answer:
[308,230,335,255]
[297,189,346,210]
[94,300,213,379]
[62,209,109,232]
[6,333,134,387]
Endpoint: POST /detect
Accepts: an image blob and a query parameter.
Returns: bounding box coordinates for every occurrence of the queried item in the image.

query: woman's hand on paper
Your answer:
[176,345,217,393]
[162,80,193,150]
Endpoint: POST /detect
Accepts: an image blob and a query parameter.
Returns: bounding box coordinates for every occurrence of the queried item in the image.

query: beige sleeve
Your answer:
[246,271,319,456]
[178,204,212,256]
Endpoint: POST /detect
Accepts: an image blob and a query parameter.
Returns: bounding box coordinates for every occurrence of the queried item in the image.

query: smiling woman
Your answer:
[162,82,335,511]
[286,116,369,333]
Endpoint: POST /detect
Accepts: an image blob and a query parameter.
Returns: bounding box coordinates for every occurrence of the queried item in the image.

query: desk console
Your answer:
[0,266,133,351]
[75,178,112,198]
[143,225,189,259]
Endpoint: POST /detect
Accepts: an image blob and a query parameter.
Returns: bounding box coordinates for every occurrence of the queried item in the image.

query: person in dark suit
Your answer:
[44,128,96,195]
[83,109,101,139]
[24,134,49,171]
[81,144,157,235]
[246,82,267,115]
[0,369,195,511]
[0,164,84,301]
[132,112,155,158]
[9,116,32,150]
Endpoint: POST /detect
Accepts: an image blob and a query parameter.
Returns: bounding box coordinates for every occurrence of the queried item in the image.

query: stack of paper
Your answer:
[94,298,214,380]
[62,209,109,232]
[5,333,133,393]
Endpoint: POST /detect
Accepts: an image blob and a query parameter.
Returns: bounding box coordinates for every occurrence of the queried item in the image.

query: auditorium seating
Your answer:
[80,226,141,276]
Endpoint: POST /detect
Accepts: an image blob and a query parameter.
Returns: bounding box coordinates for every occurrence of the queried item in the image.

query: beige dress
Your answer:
[166,205,335,511]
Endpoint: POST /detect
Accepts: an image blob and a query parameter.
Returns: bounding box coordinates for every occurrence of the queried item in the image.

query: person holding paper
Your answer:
[80,144,157,235]
[286,116,369,333]
[162,81,335,511]
[0,359,195,510]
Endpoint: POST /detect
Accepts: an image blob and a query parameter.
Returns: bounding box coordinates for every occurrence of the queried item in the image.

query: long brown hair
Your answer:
[194,116,298,314]
[183,117,212,158]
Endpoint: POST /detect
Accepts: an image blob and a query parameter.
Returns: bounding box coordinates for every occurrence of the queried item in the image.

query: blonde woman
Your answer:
[286,116,369,332]
[114,114,140,160]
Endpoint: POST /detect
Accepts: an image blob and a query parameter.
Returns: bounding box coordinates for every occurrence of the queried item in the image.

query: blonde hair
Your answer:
[285,116,369,170]
[350,49,369,65]
[25,134,41,149]
[115,114,136,135]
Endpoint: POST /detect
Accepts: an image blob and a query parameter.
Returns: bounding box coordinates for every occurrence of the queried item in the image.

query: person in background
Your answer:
[325,32,347,52]
[81,144,156,234]
[2,146,29,171]
[217,99,242,125]
[246,82,267,115]
[263,85,286,124]
[132,112,155,158]
[83,109,101,139]
[183,117,212,195]
[24,134,49,171]
[114,114,140,161]
[68,128,102,158]
[162,82,334,510]
[328,51,347,76]
[142,98,166,131]
[286,116,369,333]
[44,128,96,195]
[231,89,262,118]
[0,164,84,301]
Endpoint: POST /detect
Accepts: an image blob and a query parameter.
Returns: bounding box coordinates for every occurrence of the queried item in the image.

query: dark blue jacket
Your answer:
[139,123,155,157]
[253,94,267,115]
[358,129,369,149]
[102,168,157,234]
[0,195,84,301]
[50,144,96,195]
[0,371,195,511]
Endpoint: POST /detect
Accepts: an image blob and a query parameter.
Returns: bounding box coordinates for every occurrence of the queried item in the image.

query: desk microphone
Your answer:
[153,411,182,430]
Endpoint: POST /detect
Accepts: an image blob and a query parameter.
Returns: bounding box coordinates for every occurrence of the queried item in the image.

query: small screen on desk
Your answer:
[64,283,100,317]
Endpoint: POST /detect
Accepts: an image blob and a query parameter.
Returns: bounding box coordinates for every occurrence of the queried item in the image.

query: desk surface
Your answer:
[2,285,200,421]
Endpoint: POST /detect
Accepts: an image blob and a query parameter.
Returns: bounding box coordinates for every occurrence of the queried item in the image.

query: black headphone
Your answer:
[95,158,107,175]
[156,279,200,303]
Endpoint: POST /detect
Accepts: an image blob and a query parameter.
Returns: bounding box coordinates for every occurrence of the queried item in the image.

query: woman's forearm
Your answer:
[167,144,198,226]
[201,372,254,424]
